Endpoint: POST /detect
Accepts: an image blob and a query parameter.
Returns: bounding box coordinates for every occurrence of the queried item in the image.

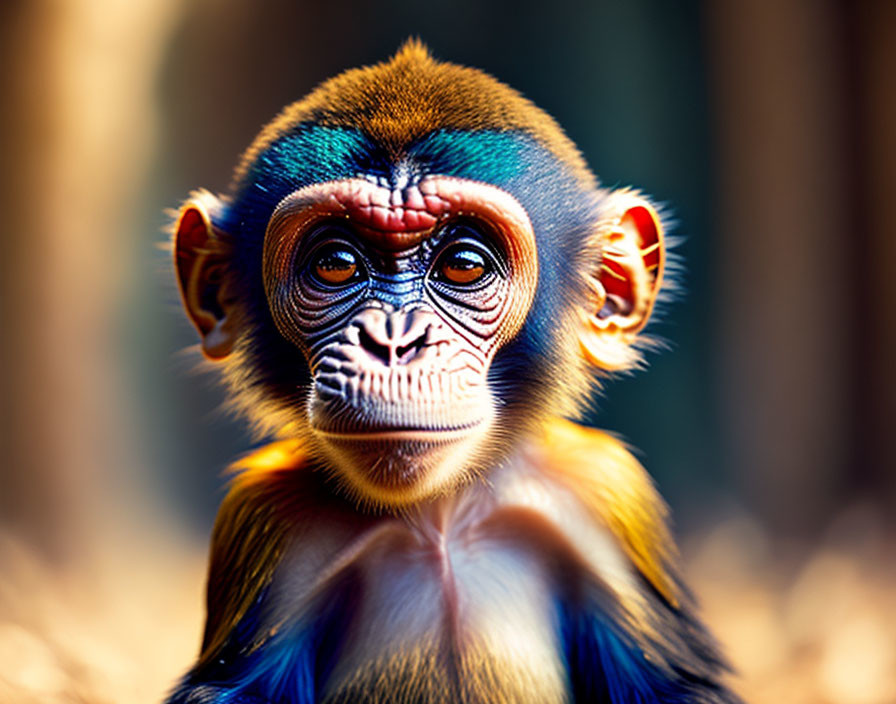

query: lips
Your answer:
[315,422,484,443]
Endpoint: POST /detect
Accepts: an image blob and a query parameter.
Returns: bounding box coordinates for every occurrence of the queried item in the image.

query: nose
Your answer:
[352,308,433,366]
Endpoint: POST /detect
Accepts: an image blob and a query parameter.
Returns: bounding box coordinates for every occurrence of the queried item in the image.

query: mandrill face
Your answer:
[261,175,538,504]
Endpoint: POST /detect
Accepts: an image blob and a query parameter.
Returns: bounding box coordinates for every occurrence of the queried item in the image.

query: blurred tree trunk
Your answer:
[0,0,179,560]
[849,0,896,514]
[707,0,896,536]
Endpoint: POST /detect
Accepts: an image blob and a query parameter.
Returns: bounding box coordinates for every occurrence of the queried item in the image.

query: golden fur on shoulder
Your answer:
[200,440,311,667]
[536,418,680,608]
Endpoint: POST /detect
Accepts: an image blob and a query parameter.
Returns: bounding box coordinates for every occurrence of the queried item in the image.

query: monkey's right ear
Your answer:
[173,194,239,360]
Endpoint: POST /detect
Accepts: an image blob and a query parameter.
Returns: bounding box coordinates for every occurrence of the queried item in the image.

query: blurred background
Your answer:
[1,0,894,702]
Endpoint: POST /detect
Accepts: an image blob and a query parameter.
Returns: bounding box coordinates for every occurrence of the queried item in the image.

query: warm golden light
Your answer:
[1,0,893,702]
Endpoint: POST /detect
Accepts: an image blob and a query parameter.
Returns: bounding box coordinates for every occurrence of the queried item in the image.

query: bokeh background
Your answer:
[1,1,894,702]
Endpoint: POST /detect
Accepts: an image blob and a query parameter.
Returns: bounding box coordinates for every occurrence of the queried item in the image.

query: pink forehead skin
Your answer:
[276,176,533,253]
[326,178,449,233]
[297,177,498,251]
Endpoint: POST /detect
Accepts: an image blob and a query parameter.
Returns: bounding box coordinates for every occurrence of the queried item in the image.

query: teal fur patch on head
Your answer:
[243,127,556,198]
[409,130,531,186]
[231,125,582,241]
[246,126,372,196]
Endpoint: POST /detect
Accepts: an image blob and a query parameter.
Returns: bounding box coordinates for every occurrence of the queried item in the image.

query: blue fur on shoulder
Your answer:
[167,580,356,704]
[558,597,705,704]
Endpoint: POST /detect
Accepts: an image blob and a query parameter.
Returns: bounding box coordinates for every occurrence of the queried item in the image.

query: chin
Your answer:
[314,419,492,507]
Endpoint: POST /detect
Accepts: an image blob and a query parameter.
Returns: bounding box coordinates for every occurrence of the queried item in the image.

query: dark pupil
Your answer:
[315,249,357,283]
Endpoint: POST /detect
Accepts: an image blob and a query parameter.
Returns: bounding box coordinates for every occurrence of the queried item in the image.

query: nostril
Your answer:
[396,333,427,365]
[358,328,391,365]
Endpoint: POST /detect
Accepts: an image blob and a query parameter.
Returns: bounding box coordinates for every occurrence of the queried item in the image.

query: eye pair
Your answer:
[308,229,495,288]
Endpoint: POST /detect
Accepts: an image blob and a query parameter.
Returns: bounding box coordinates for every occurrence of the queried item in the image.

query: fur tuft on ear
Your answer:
[578,189,666,372]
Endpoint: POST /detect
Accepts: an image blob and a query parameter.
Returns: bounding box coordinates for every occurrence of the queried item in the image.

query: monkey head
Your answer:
[173,41,666,507]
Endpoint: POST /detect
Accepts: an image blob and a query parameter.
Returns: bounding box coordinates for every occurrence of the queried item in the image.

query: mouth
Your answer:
[314,421,484,443]
[309,385,493,443]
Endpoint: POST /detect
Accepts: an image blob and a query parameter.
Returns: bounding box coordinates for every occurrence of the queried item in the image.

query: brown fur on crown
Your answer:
[234,39,597,189]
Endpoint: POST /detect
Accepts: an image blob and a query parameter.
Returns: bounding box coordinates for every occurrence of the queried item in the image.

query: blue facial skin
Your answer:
[219,125,600,420]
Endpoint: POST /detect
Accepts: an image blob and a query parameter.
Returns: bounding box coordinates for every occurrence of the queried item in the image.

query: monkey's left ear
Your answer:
[578,191,665,372]
[173,193,240,360]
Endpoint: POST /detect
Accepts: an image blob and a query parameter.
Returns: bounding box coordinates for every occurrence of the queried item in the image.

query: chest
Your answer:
[262,504,583,703]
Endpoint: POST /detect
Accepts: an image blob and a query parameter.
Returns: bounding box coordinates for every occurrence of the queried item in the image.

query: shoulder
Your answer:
[494,418,681,609]
[525,418,681,608]
[514,419,741,701]
[199,439,330,667]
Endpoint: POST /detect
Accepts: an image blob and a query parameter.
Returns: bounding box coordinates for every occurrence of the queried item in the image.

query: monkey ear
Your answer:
[578,191,665,372]
[173,194,240,360]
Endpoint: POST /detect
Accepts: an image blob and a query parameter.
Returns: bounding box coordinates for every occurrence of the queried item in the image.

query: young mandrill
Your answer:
[168,41,740,704]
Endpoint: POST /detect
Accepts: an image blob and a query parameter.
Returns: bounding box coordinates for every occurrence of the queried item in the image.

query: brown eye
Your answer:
[313,247,359,285]
[436,246,489,285]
